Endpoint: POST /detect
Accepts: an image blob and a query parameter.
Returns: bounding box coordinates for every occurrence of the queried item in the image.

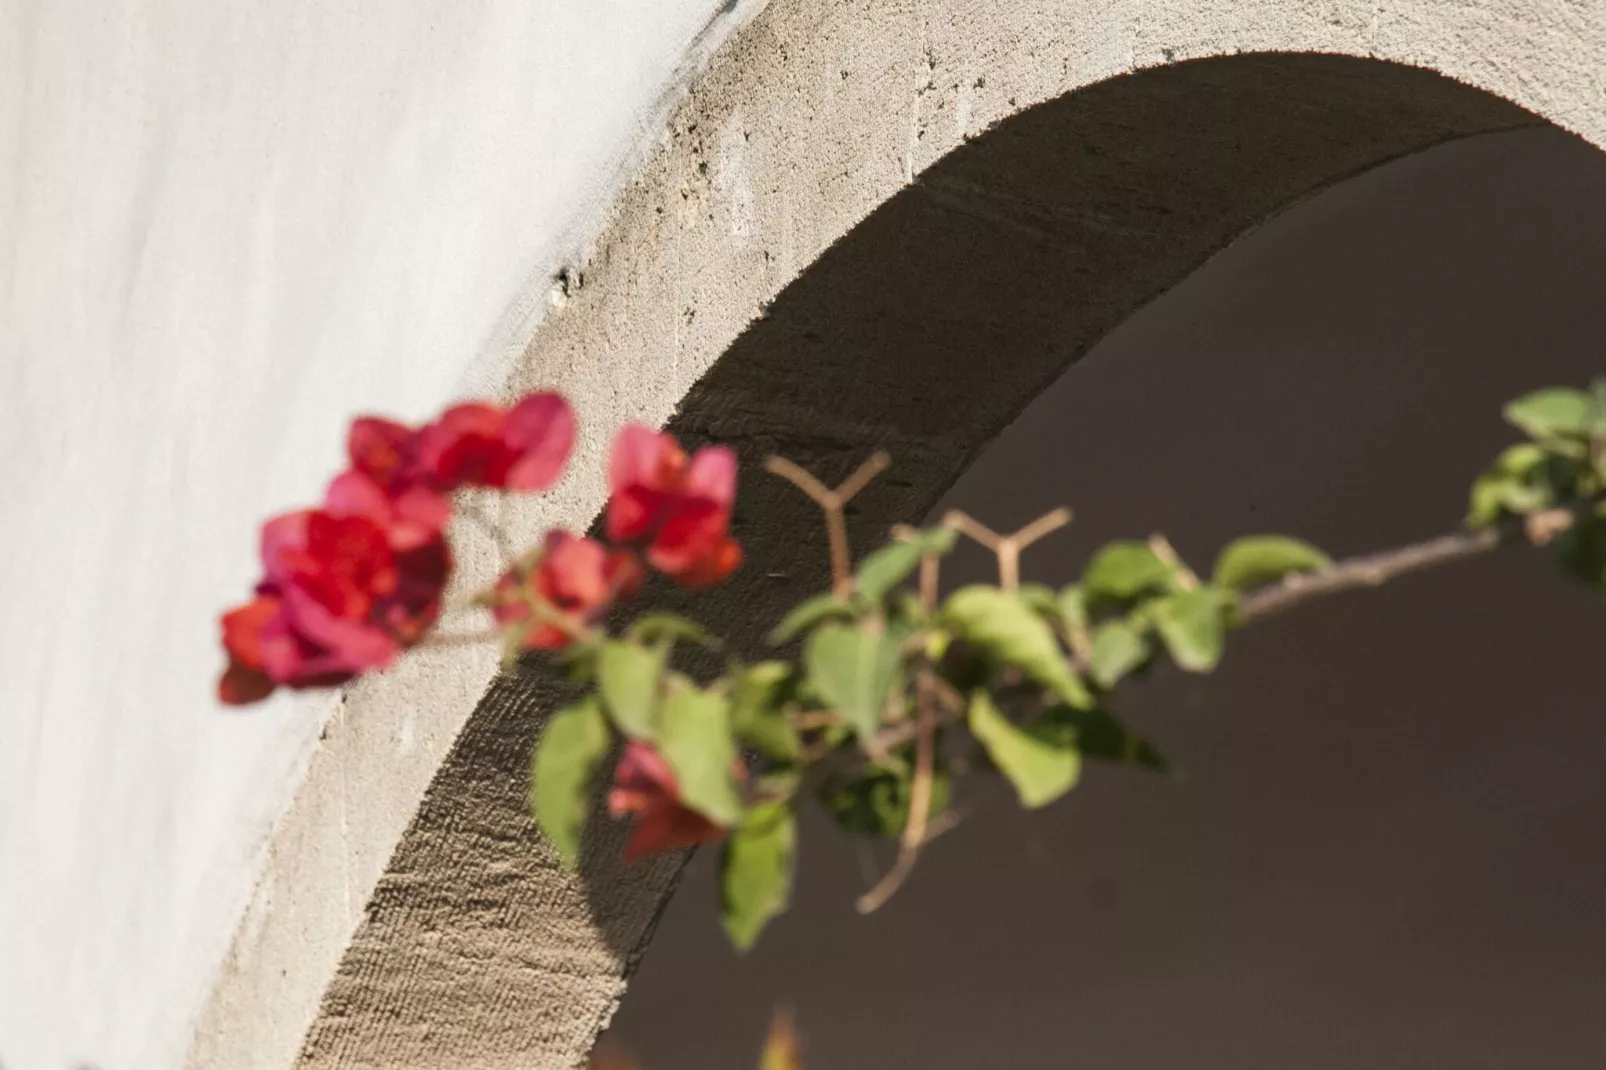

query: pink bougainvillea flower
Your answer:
[347,416,419,492]
[608,741,728,861]
[329,415,453,550]
[500,392,578,490]
[218,508,450,705]
[379,536,452,645]
[605,425,742,588]
[220,390,577,706]
[325,468,451,552]
[256,510,402,684]
[492,531,644,651]
[219,595,281,705]
[415,402,506,488]
[415,392,575,493]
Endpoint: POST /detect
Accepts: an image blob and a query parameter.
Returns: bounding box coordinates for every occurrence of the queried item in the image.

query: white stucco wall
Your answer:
[0,2,740,1066]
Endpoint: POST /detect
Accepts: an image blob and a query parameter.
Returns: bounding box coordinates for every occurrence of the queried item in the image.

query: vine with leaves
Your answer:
[219,379,1606,952]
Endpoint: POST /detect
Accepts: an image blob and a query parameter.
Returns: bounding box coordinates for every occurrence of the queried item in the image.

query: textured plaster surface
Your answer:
[13,0,1599,1067]
[265,0,1606,1065]
[0,1,744,1067]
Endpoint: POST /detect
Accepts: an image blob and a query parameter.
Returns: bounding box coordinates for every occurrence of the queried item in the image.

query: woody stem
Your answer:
[827,505,853,597]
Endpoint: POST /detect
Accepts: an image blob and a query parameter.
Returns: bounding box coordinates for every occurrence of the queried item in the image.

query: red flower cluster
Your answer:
[491,531,644,650]
[486,425,745,660]
[608,741,728,861]
[219,393,576,704]
[221,398,745,704]
[606,426,741,588]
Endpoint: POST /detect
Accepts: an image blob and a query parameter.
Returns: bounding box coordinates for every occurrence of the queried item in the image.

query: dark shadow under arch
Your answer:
[300,53,1555,1066]
[610,119,1606,1068]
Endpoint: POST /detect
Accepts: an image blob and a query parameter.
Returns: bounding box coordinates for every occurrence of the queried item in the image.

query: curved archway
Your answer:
[607,119,1606,1069]
[188,5,1606,1067]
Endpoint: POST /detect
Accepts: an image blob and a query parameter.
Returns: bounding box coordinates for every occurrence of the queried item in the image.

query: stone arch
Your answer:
[188,3,1606,1068]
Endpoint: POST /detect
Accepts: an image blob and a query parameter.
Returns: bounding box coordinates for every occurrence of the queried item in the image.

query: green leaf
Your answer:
[822,766,951,838]
[1589,385,1606,483]
[911,526,962,553]
[1588,379,1606,480]
[802,623,906,739]
[530,698,611,866]
[1212,535,1331,592]
[1019,582,1060,621]
[941,586,1092,709]
[627,611,717,648]
[854,541,924,603]
[855,527,956,603]
[720,803,796,951]
[554,645,598,686]
[597,640,666,740]
[968,690,1079,808]
[1089,620,1150,688]
[1034,705,1168,772]
[1468,473,1552,527]
[1493,442,1551,476]
[1505,387,1592,442]
[1587,378,1606,434]
[658,685,744,826]
[887,590,931,628]
[731,661,801,762]
[1589,377,1606,427]
[1557,515,1606,591]
[1466,443,1575,527]
[1148,588,1227,673]
[770,593,856,644]
[1082,541,1175,602]
[1057,584,1090,632]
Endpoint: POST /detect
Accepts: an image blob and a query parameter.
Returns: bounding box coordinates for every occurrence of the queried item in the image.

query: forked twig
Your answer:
[942,506,1072,590]
[766,452,892,596]
[762,456,835,504]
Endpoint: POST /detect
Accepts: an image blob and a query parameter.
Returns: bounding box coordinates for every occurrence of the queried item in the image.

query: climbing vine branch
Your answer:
[218,378,1606,952]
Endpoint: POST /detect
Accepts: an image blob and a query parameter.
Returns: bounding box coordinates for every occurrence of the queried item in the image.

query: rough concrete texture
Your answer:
[196,1,1606,1067]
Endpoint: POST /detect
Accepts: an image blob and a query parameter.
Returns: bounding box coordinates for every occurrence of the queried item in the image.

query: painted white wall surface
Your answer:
[0,1,729,1066]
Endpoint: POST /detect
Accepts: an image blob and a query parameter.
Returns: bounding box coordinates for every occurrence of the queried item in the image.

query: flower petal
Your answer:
[347,416,417,490]
[278,584,400,674]
[221,594,282,670]
[260,510,311,586]
[606,426,683,542]
[325,469,390,523]
[416,402,512,490]
[611,740,679,802]
[218,658,277,705]
[621,802,726,862]
[326,470,450,552]
[667,536,742,589]
[684,445,737,509]
[501,392,576,491]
